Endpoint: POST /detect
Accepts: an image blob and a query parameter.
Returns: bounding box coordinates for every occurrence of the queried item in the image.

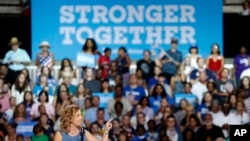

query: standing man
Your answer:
[3,37,31,80]
[161,38,183,83]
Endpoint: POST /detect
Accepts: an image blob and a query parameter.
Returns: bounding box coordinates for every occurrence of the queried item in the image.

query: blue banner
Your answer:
[175,93,197,107]
[76,52,96,68]
[31,0,222,61]
[92,92,114,108]
[16,121,37,137]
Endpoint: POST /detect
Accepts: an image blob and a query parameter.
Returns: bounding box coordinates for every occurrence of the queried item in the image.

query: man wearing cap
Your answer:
[3,37,31,79]
[161,38,183,83]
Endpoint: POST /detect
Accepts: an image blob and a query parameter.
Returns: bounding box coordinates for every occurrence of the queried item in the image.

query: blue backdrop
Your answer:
[31,0,222,61]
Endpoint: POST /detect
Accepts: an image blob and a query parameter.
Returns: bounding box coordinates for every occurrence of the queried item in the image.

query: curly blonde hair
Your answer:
[60,105,81,133]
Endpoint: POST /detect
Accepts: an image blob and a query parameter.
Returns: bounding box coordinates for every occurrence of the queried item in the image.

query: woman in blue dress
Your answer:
[54,105,113,141]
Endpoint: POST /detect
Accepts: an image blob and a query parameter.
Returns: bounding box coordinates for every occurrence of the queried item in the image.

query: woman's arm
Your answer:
[35,53,40,67]
[124,55,131,67]
[53,131,62,141]
[219,56,225,73]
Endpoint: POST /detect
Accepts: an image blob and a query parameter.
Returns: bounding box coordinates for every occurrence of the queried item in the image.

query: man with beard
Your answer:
[197,113,224,141]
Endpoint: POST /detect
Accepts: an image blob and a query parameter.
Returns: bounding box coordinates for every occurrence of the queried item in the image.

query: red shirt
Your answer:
[98,55,111,79]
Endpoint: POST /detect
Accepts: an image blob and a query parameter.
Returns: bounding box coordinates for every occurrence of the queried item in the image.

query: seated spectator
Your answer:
[36,66,56,87]
[184,114,201,134]
[56,77,76,97]
[84,96,109,128]
[197,113,224,141]
[72,83,90,110]
[0,82,11,112]
[83,68,101,94]
[182,128,196,141]
[21,91,34,119]
[11,73,31,104]
[58,58,77,85]
[170,66,185,95]
[235,101,249,125]
[180,104,195,132]
[21,68,34,89]
[5,97,16,121]
[118,131,130,141]
[107,85,132,117]
[139,96,154,119]
[190,57,216,84]
[121,115,136,140]
[175,99,188,125]
[154,98,170,123]
[149,84,174,113]
[89,122,102,140]
[108,61,119,82]
[124,74,146,106]
[0,63,13,85]
[182,56,194,82]
[137,78,149,97]
[130,105,150,130]
[32,104,53,125]
[37,113,54,140]
[229,94,237,113]
[164,115,183,141]
[132,124,148,141]
[33,74,54,101]
[31,124,49,141]
[92,108,107,130]
[209,99,222,120]
[11,103,30,123]
[217,68,235,101]
[136,50,156,83]
[5,122,18,141]
[242,0,250,16]
[233,46,250,86]
[98,47,111,79]
[213,102,240,138]
[111,101,124,121]
[109,119,123,141]
[191,71,208,105]
[147,120,158,141]
[100,79,113,93]
[30,91,55,122]
[148,66,165,89]
[197,92,213,121]
[35,41,55,71]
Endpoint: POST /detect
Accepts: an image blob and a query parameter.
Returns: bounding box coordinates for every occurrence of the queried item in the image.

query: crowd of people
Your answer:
[0,36,250,141]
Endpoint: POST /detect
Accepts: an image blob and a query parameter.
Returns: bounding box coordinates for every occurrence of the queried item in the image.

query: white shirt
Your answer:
[11,85,30,104]
[130,115,150,130]
[236,112,250,125]
[209,111,222,120]
[5,108,14,121]
[191,81,208,104]
[213,112,240,137]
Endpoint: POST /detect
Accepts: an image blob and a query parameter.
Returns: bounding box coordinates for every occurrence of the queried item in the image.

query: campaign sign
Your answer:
[16,121,37,137]
[230,125,250,141]
[92,92,114,108]
[31,0,222,61]
[76,52,96,68]
[175,93,197,107]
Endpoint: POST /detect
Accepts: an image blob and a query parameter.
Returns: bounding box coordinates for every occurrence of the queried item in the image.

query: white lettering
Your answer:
[94,26,111,44]
[113,26,128,44]
[145,5,162,23]
[92,5,108,23]
[164,26,178,43]
[109,5,127,23]
[60,27,75,44]
[76,27,94,44]
[127,5,144,23]
[164,5,178,22]
[234,129,247,136]
[180,5,196,23]
[75,6,91,23]
[60,5,74,23]
[129,26,144,44]
[180,26,195,44]
[146,26,163,44]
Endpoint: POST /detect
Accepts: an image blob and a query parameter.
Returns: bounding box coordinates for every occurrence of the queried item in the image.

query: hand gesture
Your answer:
[104,118,113,132]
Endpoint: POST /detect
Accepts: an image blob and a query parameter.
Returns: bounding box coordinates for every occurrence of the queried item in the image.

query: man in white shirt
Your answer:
[213,102,240,138]
[191,71,208,104]
[3,37,30,79]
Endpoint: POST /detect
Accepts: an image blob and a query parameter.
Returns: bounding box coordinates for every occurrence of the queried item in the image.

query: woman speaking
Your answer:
[54,105,113,141]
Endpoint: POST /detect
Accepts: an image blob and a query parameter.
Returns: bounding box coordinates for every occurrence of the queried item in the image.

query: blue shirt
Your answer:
[148,77,168,89]
[55,84,77,95]
[3,48,31,71]
[162,49,183,75]
[124,86,146,102]
[132,134,149,141]
[32,84,54,96]
[190,69,217,81]
[149,95,174,113]
[197,104,209,120]
[61,132,84,141]
[84,107,110,123]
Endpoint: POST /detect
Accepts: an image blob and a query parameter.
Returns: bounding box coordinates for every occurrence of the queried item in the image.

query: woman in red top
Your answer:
[98,48,111,79]
[206,43,224,79]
